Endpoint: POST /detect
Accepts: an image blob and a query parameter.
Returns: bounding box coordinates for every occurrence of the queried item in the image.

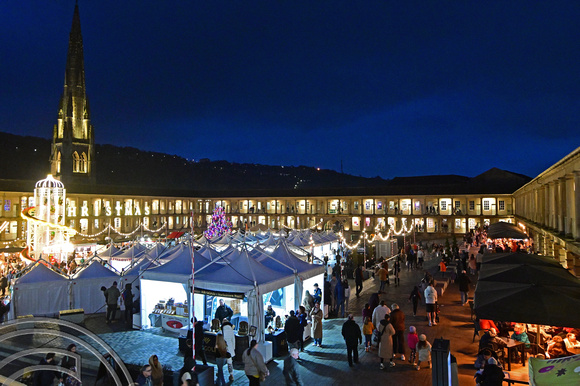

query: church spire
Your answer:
[50,2,96,186]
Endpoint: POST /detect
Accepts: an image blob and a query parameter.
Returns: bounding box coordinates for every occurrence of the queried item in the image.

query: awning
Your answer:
[167,231,185,239]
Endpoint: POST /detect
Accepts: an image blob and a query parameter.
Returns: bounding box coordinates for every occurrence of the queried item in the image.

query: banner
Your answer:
[529,354,580,385]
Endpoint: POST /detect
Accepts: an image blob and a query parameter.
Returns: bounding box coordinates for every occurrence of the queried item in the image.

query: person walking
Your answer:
[148,354,163,386]
[341,314,362,367]
[302,290,314,315]
[354,264,364,297]
[372,300,390,331]
[135,365,153,386]
[285,310,301,350]
[194,317,208,366]
[297,306,307,351]
[283,348,303,385]
[222,318,236,382]
[378,314,396,369]
[32,352,60,386]
[310,302,324,347]
[457,270,472,306]
[122,283,134,326]
[390,303,406,361]
[0,274,7,296]
[335,278,345,318]
[407,326,419,365]
[362,316,374,352]
[343,279,351,312]
[104,281,121,324]
[393,258,401,287]
[416,334,432,370]
[243,340,269,386]
[377,263,388,293]
[214,332,229,386]
[408,285,421,316]
[424,281,438,326]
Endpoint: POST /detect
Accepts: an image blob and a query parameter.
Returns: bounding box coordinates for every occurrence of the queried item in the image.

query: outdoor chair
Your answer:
[473,320,482,342]
[238,321,249,336]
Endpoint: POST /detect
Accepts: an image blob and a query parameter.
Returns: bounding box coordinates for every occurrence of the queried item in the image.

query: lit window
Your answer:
[441,201,447,211]
[469,201,474,211]
[483,200,490,211]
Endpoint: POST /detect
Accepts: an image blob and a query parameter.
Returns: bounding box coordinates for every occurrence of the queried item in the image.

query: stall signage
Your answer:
[196,288,245,299]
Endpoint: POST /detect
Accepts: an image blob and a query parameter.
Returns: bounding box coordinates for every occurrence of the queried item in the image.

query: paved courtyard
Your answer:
[0,253,531,385]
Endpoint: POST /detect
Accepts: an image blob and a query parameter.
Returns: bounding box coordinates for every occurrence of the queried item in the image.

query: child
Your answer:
[407,326,419,364]
[416,334,432,370]
[362,316,375,352]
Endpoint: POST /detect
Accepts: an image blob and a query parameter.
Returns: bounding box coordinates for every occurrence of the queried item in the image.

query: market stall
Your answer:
[9,260,70,318]
[71,260,120,313]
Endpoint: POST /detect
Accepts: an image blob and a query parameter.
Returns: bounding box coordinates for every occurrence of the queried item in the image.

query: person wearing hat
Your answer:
[104,281,121,324]
[416,334,432,370]
[312,283,322,305]
[475,357,505,385]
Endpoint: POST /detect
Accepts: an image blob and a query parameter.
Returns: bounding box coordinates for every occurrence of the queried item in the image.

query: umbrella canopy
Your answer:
[474,255,580,327]
[487,222,528,239]
[481,252,562,267]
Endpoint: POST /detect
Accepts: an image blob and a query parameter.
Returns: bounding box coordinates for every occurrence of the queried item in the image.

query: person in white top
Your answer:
[221,319,236,382]
[372,300,391,332]
[424,282,438,326]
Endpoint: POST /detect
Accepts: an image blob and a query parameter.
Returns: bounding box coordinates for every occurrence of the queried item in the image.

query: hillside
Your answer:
[0,132,386,192]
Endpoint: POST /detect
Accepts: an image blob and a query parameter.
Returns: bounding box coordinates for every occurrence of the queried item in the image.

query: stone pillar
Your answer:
[574,172,580,240]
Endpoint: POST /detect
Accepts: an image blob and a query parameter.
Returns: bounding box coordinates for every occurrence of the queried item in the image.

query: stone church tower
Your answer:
[50,3,96,185]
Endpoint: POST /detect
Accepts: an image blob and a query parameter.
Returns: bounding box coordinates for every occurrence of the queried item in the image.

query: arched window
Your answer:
[56,151,61,174]
[72,152,80,173]
[80,152,88,173]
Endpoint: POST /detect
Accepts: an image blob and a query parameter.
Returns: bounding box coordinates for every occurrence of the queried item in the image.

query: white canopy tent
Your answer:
[10,261,70,318]
[71,261,120,313]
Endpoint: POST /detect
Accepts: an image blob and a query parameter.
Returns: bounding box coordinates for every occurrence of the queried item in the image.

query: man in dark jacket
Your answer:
[341,314,362,366]
[283,348,303,385]
[354,264,364,297]
[32,353,60,386]
[0,274,8,296]
[104,281,121,324]
[215,299,233,322]
[284,310,301,349]
[390,303,406,360]
[457,270,472,306]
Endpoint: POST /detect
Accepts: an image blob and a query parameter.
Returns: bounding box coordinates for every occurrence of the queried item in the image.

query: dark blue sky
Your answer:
[1,1,578,179]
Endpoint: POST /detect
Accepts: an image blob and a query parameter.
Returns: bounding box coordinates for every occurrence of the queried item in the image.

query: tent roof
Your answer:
[256,241,324,279]
[196,247,294,295]
[73,261,119,279]
[96,245,122,257]
[487,222,528,239]
[114,243,148,258]
[141,245,213,283]
[16,262,68,284]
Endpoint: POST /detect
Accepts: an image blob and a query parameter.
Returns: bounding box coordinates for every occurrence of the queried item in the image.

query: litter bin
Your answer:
[431,338,459,386]
[149,313,161,327]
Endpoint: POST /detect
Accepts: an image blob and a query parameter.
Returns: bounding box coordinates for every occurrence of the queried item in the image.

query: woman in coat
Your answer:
[310,302,324,347]
[378,314,396,369]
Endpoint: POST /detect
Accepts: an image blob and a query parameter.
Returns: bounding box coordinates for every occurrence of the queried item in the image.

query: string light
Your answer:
[339,221,414,250]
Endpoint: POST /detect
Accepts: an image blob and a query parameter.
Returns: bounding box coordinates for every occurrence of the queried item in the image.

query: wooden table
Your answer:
[500,337,526,371]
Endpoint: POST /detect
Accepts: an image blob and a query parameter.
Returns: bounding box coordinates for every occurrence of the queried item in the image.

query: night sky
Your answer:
[1,1,578,179]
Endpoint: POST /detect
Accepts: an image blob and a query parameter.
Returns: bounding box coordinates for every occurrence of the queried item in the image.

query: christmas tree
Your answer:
[204,206,232,239]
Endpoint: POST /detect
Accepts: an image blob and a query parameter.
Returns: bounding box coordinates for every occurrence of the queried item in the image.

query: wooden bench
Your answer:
[59,308,85,324]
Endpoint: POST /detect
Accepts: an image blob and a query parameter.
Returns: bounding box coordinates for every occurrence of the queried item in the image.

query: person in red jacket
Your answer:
[479,319,499,335]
